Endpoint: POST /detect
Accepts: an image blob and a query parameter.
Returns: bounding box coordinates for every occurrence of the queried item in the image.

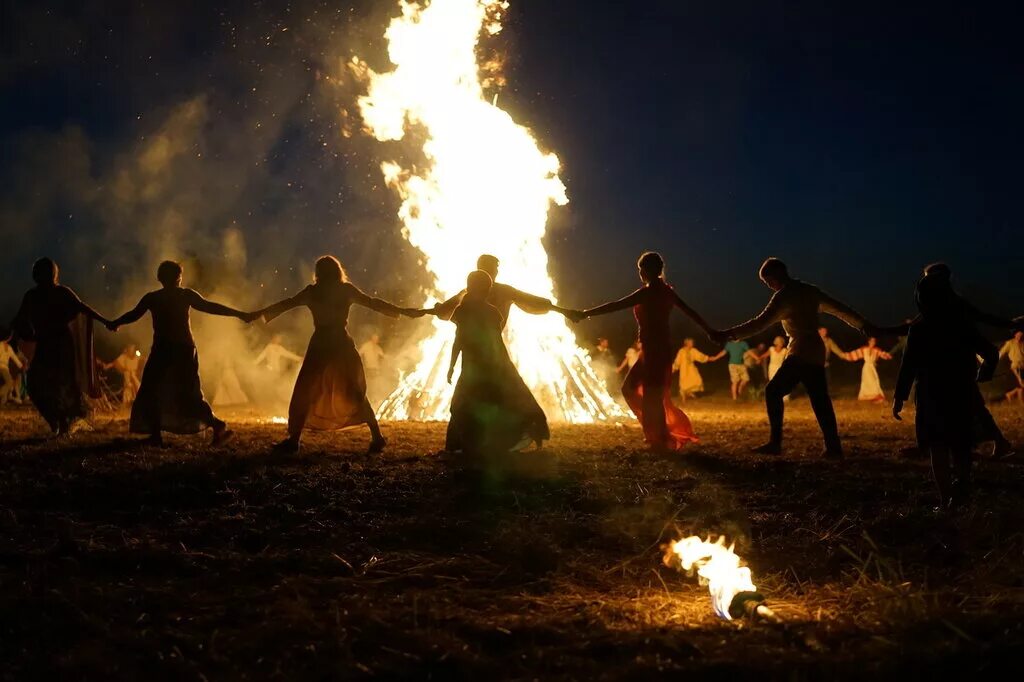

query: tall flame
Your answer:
[665,536,757,619]
[354,0,624,423]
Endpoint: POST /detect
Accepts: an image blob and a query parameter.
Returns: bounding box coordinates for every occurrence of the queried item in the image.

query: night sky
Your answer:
[2,0,1022,349]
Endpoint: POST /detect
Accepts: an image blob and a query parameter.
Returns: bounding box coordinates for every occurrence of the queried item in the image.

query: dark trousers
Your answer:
[766,358,841,452]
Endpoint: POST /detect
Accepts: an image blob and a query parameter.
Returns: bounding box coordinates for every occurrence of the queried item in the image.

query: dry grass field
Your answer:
[2,398,1023,679]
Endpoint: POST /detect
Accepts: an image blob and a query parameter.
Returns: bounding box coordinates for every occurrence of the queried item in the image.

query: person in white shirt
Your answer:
[359,333,387,402]
[0,332,25,405]
[255,334,303,373]
[999,331,1024,402]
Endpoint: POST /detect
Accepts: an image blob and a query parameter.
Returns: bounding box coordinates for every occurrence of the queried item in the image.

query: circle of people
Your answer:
[6,253,1024,509]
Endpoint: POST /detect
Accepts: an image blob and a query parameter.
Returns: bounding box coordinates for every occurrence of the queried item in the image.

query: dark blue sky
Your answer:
[1,0,1021,345]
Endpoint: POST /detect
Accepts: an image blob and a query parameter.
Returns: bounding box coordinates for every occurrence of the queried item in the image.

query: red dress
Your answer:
[622,281,698,449]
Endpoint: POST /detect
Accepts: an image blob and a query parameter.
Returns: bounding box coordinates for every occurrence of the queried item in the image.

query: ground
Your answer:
[2,399,1024,680]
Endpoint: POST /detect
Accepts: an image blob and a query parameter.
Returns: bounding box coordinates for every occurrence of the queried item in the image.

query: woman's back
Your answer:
[18,285,81,338]
[145,288,199,345]
[633,281,675,349]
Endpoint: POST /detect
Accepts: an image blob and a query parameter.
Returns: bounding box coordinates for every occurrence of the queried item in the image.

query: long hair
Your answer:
[637,251,665,281]
[314,255,348,285]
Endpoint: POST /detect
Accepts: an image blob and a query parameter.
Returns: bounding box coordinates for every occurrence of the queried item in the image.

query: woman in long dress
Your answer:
[845,337,892,402]
[671,338,723,401]
[258,256,423,454]
[444,270,549,454]
[756,336,789,382]
[109,260,255,445]
[11,258,111,435]
[577,252,716,450]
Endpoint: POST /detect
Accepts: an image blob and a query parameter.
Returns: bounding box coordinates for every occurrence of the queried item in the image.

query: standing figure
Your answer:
[108,261,255,446]
[11,258,111,435]
[0,330,24,405]
[212,358,250,407]
[99,345,143,404]
[744,342,768,395]
[257,256,423,454]
[999,331,1024,403]
[671,338,723,401]
[618,341,642,376]
[819,327,849,394]
[845,338,892,402]
[592,338,617,389]
[723,340,750,400]
[893,275,994,509]
[576,252,716,450]
[358,333,386,403]
[756,336,789,382]
[444,270,549,454]
[714,258,872,459]
[255,334,304,373]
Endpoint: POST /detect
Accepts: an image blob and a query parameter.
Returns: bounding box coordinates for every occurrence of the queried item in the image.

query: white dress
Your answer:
[852,346,889,401]
[767,347,787,381]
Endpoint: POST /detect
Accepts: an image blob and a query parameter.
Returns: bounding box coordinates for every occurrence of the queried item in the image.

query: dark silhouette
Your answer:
[108,260,255,446]
[576,252,715,450]
[445,270,549,455]
[881,264,1017,457]
[713,258,872,459]
[432,254,576,327]
[258,255,423,454]
[11,258,110,435]
[893,273,997,509]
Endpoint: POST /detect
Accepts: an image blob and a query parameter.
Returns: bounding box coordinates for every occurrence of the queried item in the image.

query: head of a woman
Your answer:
[867,337,877,348]
[683,337,694,348]
[465,269,493,301]
[32,258,58,287]
[314,255,347,285]
[773,336,785,349]
[157,260,183,288]
[636,251,664,284]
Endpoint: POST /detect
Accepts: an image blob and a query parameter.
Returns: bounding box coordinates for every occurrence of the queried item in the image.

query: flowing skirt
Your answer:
[27,331,87,431]
[288,329,368,435]
[858,361,884,401]
[678,362,704,396]
[624,350,698,449]
[447,356,550,454]
[131,342,217,434]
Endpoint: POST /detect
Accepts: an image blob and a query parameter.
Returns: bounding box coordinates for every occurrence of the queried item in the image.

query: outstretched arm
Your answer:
[818,290,869,332]
[722,292,785,341]
[110,295,151,329]
[432,291,464,321]
[893,330,919,419]
[582,288,646,318]
[260,288,310,323]
[507,286,554,315]
[447,333,462,384]
[189,290,249,320]
[66,288,111,325]
[348,284,404,319]
[671,290,716,337]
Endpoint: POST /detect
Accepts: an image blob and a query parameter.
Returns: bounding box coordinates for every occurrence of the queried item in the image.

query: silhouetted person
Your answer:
[445,270,549,454]
[108,260,253,446]
[714,258,872,459]
[258,255,423,454]
[576,252,715,450]
[432,254,576,327]
[11,258,110,435]
[893,273,996,509]
[819,326,850,395]
[883,264,1017,457]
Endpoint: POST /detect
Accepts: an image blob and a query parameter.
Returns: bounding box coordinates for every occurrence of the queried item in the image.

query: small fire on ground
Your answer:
[664,535,757,620]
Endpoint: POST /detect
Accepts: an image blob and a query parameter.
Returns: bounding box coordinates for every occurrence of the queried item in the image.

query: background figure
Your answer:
[715,258,872,459]
[819,327,849,395]
[108,260,253,446]
[999,331,1024,403]
[578,252,715,450]
[723,339,750,400]
[617,341,641,376]
[444,270,549,455]
[212,357,250,407]
[255,334,303,373]
[743,342,767,397]
[99,344,143,404]
[258,255,422,454]
[758,335,789,382]
[894,275,995,509]
[11,258,110,435]
[672,338,723,401]
[0,329,24,405]
[592,337,617,390]
[845,337,892,402]
[358,333,386,404]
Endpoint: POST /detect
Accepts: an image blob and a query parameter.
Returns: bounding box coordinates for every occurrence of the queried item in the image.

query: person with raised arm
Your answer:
[431,254,577,327]
[444,270,549,455]
[107,260,257,446]
[258,255,424,455]
[843,337,893,402]
[671,337,724,402]
[713,258,874,459]
[574,252,716,450]
[11,258,112,435]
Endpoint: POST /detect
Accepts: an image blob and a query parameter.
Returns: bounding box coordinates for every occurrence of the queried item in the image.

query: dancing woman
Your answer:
[258,255,423,454]
[844,337,892,402]
[576,252,715,450]
[109,260,255,446]
[11,258,111,435]
[444,270,549,454]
